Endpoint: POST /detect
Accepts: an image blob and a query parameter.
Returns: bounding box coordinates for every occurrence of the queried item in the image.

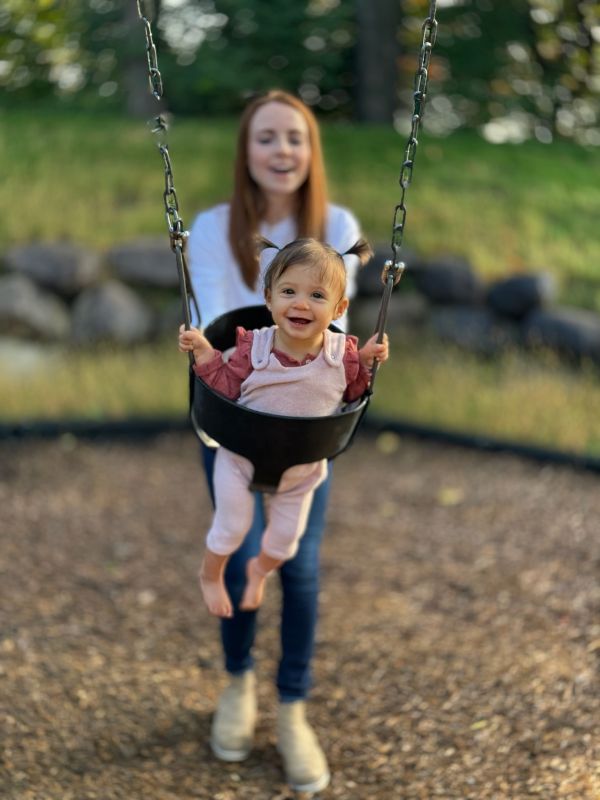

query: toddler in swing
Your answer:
[178,237,389,618]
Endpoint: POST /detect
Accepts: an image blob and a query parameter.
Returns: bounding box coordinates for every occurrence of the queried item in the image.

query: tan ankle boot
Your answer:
[210,671,257,761]
[276,700,330,792]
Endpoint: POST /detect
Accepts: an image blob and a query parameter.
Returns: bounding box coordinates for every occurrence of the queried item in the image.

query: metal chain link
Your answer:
[135,0,187,252]
[136,0,163,100]
[370,1,438,391]
[383,0,438,288]
[134,0,200,348]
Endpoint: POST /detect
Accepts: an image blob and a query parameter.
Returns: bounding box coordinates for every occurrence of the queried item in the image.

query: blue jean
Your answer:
[201,444,331,701]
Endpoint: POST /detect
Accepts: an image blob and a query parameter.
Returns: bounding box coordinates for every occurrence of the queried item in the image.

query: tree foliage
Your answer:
[0,0,84,101]
[400,0,600,145]
[154,0,356,116]
[1,0,599,144]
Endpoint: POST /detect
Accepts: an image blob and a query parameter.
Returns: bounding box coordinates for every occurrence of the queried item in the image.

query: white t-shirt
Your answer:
[187,202,362,332]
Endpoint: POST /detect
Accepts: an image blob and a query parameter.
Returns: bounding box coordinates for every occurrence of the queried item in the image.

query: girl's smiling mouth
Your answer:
[287,317,311,325]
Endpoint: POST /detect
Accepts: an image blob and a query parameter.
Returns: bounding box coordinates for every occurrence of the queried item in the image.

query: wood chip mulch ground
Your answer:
[1,431,599,800]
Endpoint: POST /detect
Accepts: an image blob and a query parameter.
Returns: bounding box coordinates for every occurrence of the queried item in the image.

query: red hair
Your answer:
[229,90,328,289]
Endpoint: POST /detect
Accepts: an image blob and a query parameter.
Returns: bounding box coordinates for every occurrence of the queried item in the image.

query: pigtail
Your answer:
[253,235,280,257]
[343,238,373,268]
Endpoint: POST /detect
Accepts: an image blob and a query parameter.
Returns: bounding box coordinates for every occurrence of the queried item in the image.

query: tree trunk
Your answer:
[355,0,402,123]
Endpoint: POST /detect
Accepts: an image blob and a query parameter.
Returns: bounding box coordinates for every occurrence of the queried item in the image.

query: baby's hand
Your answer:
[179,324,203,352]
[359,333,389,368]
[178,325,214,364]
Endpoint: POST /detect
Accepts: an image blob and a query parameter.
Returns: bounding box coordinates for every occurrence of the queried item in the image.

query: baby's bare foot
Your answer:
[199,571,233,618]
[239,557,268,611]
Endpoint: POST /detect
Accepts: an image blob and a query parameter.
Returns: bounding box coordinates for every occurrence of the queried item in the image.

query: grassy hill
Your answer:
[1,109,600,454]
[2,108,600,304]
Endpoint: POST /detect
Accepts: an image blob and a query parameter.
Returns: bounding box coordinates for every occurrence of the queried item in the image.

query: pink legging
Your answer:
[206,447,328,561]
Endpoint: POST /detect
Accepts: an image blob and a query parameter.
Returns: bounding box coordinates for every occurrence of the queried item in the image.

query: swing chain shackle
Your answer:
[390,1,438,267]
[381,259,405,288]
[368,262,398,393]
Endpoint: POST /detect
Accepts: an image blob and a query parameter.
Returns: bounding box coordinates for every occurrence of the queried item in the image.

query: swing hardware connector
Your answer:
[151,114,169,135]
[169,228,189,253]
[381,260,405,287]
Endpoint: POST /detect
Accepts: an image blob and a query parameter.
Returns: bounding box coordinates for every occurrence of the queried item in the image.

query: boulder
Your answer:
[430,306,519,356]
[350,293,429,339]
[522,307,600,364]
[411,255,484,306]
[71,280,154,345]
[487,272,556,319]
[4,243,102,298]
[0,273,70,340]
[106,238,179,288]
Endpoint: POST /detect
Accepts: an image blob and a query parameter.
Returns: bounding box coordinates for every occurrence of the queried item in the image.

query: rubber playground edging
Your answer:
[1,413,599,475]
[363,414,600,475]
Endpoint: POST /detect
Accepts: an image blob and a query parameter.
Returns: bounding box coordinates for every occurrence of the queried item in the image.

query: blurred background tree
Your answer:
[0,0,82,101]
[153,0,356,115]
[399,0,600,146]
[1,0,599,144]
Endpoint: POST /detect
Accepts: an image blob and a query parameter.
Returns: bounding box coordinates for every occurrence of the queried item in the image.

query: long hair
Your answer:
[229,90,328,290]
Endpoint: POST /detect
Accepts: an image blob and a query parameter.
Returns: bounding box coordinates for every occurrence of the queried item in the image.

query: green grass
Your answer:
[1,108,600,454]
[0,339,600,456]
[1,337,599,457]
[372,337,600,457]
[0,342,188,421]
[326,128,600,303]
[2,108,600,304]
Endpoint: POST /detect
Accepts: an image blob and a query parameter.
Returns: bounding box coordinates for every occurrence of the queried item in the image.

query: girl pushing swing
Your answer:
[179,236,389,618]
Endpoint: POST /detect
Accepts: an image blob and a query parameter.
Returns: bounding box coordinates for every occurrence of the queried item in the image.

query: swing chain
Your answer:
[370,1,438,394]
[159,142,188,251]
[135,0,188,252]
[135,0,163,100]
[389,1,438,272]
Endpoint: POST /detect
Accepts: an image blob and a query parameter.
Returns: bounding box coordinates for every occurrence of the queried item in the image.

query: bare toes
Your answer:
[213,602,233,618]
